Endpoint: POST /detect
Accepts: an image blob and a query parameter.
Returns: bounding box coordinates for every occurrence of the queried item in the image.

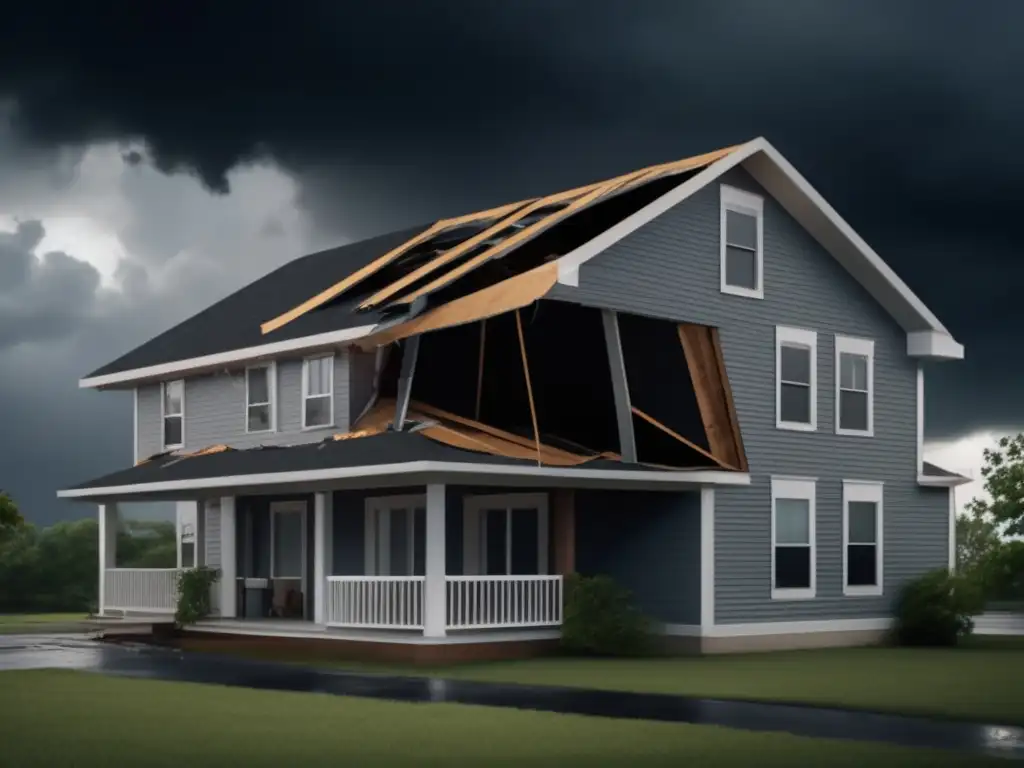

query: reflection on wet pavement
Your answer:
[2,634,1022,759]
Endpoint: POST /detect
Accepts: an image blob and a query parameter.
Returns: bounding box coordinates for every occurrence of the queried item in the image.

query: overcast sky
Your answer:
[1,1,1021,525]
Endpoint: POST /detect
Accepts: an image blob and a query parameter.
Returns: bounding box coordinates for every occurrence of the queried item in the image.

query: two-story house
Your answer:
[60,137,969,659]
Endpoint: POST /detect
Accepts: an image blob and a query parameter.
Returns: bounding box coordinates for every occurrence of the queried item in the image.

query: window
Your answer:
[246,363,276,433]
[835,336,874,436]
[776,326,817,431]
[771,477,816,599]
[463,493,549,576]
[843,481,883,596]
[720,185,764,298]
[162,379,184,449]
[365,496,426,576]
[302,355,334,429]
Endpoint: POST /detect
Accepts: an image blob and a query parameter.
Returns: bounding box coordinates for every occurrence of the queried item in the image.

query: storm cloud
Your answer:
[0,0,1022,521]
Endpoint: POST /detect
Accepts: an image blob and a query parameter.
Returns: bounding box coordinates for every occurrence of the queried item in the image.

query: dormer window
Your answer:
[720,185,764,299]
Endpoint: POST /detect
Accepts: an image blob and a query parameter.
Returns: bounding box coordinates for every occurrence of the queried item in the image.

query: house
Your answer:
[59,137,971,659]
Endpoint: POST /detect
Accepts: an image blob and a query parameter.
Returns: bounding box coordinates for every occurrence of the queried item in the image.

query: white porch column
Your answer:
[97,503,118,616]
[219,496,237,618]
[195,502,207,567]
[175,503,184,569]
[700,488,715,631]
[314,492,334,625]
[423,483,447,638]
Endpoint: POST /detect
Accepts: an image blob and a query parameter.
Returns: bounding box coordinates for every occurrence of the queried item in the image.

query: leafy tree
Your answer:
[0,490,25,539]
[967,433,1024,537]
[956,511,1003,575]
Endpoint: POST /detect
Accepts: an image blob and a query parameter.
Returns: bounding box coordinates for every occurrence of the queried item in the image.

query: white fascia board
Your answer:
[907,330,965,361]
[57,462,751,499]
[917,473,972,488]
[79,324,380,390]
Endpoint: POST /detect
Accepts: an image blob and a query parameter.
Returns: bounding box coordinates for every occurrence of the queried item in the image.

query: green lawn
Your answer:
[0,613,91,634]
[0,670,1003,767]
[202,637,1024,726]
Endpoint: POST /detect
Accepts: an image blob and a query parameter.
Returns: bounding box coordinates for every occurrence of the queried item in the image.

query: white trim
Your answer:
[269,500,307,582]
[464,493,550,576]
[917,473,972,488]
[160,379,185,450]
[554,137,962,360]
[700,487,715,629]
[244,361,277,434]
[313,492,333,625]
[834,335,875,437]
[664,617,892,638]
[301,353,335,430]
[364,494,427,576]
[719,184,764,299]
[59,464,750,499]
[948,487,956,572]
[907,330,964,361]
[842,480,884,597]
[423,483,447,638]
[132,388,139,465]
[916,365,924,474]
[219,497,237,618]
[79,324,379,389]
[770,476,817,600]
[775,326,817,431]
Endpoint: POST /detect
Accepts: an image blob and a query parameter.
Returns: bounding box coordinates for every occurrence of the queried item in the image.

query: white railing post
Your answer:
[219,496,237,618]
[444,575,563,630]
[423,484,447,638]
[314,492,333,625]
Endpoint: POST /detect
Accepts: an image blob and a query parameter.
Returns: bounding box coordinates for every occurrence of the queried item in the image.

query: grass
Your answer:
[193,636,1024,726]
[0,613,91,634]
[0,669,1004,768]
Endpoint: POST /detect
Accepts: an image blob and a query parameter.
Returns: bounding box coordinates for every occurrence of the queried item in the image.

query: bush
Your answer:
[561,573,651,656]
[175,566,220,626]
[893,568,984,647]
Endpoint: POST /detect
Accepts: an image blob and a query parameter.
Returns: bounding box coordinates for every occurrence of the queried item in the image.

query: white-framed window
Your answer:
[161,379,185,449]
[245,362,276,433]
[720,184,764,299]
[364,495,426,576]
[771,476,816,600]
[835,335,874,437]
[270,500,307,603]
[776,326,817,431]
[302,354,334,429]
[843,480,883,596]
[463,493,549,576]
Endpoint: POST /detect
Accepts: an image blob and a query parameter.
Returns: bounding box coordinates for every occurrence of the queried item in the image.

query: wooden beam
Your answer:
[515,309,543,466]
[552,489,575,575]
[710,327,748,471]
[601,310,637,462]
[392,335,421,431]
[631,406,732,469]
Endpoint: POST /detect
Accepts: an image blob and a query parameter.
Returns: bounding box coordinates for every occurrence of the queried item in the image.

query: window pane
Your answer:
[848,501,877,543]
[164,415,183,447]
[840,390,869,431]
[780,383,811,424]
[304,395,330,427]
[248,367,269,404]
[484,508,507,575]
[320,357,331,393]
[725,245,757,289]
[775,546,811,589]
[273,511,303,578]
[840,353,868,390]
[780,346,810,384]
[413,508,426,576]
[775,498,810,544]
[389,508,410,577]
[164,380,183,415]
[726,209,757,249]
[510,508,540,575]
[248,404,271,432]
[847,544,877,586]
[306,359,321,396]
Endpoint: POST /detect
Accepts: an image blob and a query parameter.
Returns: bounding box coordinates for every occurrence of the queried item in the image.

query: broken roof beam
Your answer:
[392,336,421,431]
[631,407,731,469]
[259,199,534,335]
[601,310,637,463]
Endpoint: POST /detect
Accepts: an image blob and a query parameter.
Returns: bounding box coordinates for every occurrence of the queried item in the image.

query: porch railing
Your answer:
[325,576,425,629]
[446,575,563,630]
[104,568,180,614]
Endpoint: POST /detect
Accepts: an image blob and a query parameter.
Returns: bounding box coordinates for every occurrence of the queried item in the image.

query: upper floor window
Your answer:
[843,480,883,596]
[246,363,276,433]
[720,185,764,299]
[302,354,334,429]
[835,336,874,436]
[776,326,817,431]
[162,379,184,449]
[771,476,816,600]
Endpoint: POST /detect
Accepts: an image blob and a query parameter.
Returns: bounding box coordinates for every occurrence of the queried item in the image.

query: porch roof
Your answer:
[57,431,750,501]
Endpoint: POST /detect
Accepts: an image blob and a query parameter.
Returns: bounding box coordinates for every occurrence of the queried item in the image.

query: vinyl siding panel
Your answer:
[551,166,947,624]
[135,353,350,459]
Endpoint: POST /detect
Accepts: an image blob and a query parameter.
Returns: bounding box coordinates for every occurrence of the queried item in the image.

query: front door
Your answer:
[365,495,426,576]
[464,493,549,576]
[269,501,307,618]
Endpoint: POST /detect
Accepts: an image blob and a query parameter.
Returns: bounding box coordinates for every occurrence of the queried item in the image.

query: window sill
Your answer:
[771,588,816,601]
[721,284,764,300]
[301,423,335,432]
[163,444,184,451]
[777,421,817,432]
[844,585,883,597]
[836,427,874,438]
[245,428,277,435]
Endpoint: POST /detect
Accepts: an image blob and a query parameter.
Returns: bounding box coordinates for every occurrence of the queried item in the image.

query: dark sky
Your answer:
[1,0,1022,524]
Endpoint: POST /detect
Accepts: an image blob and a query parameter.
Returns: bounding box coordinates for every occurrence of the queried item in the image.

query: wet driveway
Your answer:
[2,634,1023,759]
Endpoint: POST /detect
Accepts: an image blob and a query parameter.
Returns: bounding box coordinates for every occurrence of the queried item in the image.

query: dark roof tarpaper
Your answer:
[86,225,431,379]
[922,460,968,479]
[68,432,659,491]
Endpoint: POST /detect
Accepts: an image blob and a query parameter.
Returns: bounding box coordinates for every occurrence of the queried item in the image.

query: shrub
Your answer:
[893,568,984,647]
[175,566,220,626]
[561,573,651,656]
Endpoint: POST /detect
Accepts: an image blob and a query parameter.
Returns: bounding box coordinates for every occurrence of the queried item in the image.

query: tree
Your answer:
[956,511,1002,575]
[968,433,1024,537]
[0,490,25,539]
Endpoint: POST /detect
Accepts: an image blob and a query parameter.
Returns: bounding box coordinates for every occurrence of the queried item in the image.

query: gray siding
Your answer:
[348,349,378,426]
[552,166,948,624]
[575,490,701,625]
[136,353,350,459]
